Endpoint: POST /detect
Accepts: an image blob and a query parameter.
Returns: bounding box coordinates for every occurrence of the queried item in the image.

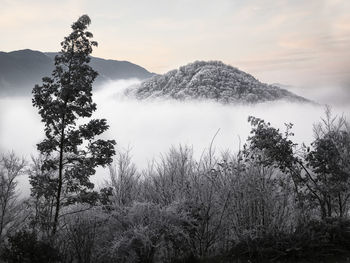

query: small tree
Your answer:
[245,109,350,220]
[32,15,115,235]
[108,149,139,207]
[306,108,350,217]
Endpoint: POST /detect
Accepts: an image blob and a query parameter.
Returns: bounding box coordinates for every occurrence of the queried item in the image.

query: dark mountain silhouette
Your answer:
[128,61,310,104]
[0,50,52,96]
[0,49,153,96]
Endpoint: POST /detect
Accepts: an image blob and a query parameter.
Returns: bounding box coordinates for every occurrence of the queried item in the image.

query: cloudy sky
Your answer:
[1,0,350,97]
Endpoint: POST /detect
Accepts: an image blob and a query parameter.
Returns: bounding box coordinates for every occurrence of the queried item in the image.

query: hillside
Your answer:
[129,61,309,104]
[0,49,153,96]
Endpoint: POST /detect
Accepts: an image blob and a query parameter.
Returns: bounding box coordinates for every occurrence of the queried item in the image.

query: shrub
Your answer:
[1,230,60,263]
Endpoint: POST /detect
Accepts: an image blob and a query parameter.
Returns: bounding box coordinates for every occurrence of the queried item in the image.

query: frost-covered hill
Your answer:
[128,61,309,104]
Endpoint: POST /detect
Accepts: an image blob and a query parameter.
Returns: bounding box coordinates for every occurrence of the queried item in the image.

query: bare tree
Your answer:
[0,152,26,243]
[108,149,140,207]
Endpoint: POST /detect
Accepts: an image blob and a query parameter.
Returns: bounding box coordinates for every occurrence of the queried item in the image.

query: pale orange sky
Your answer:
[1,0,350,91]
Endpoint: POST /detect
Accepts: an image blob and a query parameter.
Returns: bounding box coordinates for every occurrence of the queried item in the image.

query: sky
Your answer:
[1,0,350,97]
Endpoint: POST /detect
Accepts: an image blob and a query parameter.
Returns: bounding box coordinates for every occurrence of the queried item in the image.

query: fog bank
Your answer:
[0,79,349,193]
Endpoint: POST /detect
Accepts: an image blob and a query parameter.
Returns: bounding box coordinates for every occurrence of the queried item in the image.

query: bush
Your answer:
[106,202,196,263]
[1,230,60,263]
[229,218,350,261]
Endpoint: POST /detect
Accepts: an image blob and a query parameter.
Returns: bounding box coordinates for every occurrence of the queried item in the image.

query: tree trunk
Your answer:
[52,114,66,235]
[338,193,343,218]
[320,201,327,220]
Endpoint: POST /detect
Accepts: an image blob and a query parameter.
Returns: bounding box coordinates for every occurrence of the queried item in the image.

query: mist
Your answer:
[1,79,349,193]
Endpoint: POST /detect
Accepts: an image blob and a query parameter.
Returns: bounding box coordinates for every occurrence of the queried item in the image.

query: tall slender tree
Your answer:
[32,15,115,235]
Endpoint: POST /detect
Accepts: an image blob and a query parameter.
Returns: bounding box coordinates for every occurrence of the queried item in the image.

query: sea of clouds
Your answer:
[0,79,349,194]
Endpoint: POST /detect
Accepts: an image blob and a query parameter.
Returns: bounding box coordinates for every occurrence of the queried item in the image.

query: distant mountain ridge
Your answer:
[0,49,154,96]
[128,61,309,104]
